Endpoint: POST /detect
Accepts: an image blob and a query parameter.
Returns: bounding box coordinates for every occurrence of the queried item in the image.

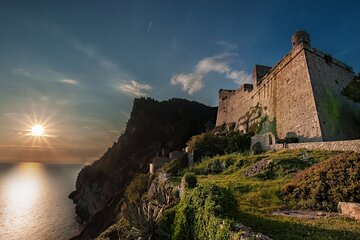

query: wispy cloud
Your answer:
[68,37,127,78]
[116,80,152,97]
[226,70,252,85]
[12,68,30,76]
[147,21,153,32]
[12,65,81,88]
[170,52,251,94]
[59,79,79,85]
[46,24,131,80]
[216,41,237,51]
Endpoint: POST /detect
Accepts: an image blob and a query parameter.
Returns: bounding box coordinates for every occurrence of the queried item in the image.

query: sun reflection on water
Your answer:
[0,162,83,240]
[1,163,45,239]
[6,163,41,207]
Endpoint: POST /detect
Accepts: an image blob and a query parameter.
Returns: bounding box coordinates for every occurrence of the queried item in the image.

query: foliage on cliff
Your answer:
[125,173,151,202]
[70,98,217,239]
[342,74,360,102]
[281,151,360,211]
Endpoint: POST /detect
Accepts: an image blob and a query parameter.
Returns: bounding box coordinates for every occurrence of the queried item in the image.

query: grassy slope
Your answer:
[190,149,360,240]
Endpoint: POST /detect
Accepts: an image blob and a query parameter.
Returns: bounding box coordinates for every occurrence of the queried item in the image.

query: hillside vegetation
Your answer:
[193,150,360,240]
[98,149,360,240]
[162,149,360,240]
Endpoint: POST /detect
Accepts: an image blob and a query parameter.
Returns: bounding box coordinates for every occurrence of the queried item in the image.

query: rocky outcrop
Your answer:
[232,223,272,240]
[338,202,360,220]
[69,98,217,238]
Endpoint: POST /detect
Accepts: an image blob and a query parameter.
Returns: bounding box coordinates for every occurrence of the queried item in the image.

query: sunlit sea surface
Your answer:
[0,162,84,240]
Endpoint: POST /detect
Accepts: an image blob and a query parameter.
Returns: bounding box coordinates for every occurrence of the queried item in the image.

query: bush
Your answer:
[223,131,251,153]
[172,184,237,240]
[187,133,225,157]
[281,152,360,211]
[162,158,188,176]
[156,208,176,240]
[183,172,197,189]
[125,173,150,202]
[187,132,251,161]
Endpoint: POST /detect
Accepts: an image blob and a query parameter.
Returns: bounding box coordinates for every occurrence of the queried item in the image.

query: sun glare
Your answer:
[31,124,45,136]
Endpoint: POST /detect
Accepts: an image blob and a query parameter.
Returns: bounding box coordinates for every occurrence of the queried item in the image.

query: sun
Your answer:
[31,124,45,136]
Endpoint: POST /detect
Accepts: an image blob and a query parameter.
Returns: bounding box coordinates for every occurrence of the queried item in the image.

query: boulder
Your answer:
[338,202,360,220]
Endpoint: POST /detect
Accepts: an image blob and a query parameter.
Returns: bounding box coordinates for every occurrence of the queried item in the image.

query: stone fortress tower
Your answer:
[216,30,360,144]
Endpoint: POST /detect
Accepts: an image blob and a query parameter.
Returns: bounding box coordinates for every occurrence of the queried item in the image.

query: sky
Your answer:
[0,0,359,162]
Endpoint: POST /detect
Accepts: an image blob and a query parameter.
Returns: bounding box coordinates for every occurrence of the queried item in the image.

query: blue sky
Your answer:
[0,0,359,162]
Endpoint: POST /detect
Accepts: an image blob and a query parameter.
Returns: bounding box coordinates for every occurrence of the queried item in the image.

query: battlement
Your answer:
[239,83,254,91]
[253,65,272,85]
[218,89,235,101]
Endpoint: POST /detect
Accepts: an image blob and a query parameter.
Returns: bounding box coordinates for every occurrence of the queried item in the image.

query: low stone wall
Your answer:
[270,139,360,153]
[251,133,275,151]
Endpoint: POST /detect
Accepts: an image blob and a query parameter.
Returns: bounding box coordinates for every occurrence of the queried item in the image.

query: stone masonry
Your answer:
[270,139,360,153]
[216,30,360,144]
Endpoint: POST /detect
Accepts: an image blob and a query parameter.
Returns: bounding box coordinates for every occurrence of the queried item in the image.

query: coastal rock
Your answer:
[69,98,217,239]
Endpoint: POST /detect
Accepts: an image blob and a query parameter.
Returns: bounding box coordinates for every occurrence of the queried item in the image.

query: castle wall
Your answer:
[216,30,360,144]
[253,45,322,142]
[305,48,360,140]
[216,90,235,126]
[216,87,253,132]
[275,48,322,141]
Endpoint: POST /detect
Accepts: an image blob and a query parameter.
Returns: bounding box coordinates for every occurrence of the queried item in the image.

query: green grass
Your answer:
[191,149,360,240]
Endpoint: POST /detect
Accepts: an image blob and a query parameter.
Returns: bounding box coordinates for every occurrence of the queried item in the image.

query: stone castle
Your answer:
[216,30,360,145]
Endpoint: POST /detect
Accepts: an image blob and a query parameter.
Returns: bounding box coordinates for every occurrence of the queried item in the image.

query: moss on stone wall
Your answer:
[239,103,262,133]
[317,87,343,138]
[257,116,277,137]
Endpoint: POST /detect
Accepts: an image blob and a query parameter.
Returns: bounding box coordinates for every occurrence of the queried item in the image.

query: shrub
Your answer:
[187,133,225,157]
[187,132,251,161]
[183,172,197,189]
[125,173,150,202]
[224,131,251,153]
[162,158,188,176]
[172,184,237,240]
[281,152,360,211]
[156,208,176,240]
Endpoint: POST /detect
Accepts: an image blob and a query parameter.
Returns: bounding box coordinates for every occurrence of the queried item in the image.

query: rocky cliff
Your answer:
[69,98,217,237]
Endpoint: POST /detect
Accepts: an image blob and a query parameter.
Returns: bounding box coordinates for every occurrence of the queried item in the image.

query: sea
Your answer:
[0,162,84,240]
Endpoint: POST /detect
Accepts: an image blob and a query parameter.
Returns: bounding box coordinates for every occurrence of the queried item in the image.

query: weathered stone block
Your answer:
[338,202,360,220]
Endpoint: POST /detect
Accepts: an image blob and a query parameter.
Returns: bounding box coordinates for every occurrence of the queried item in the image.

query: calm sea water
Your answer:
[0,162,84,240]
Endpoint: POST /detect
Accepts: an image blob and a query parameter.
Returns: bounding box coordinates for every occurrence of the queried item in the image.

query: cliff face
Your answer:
[69,98,217,223]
